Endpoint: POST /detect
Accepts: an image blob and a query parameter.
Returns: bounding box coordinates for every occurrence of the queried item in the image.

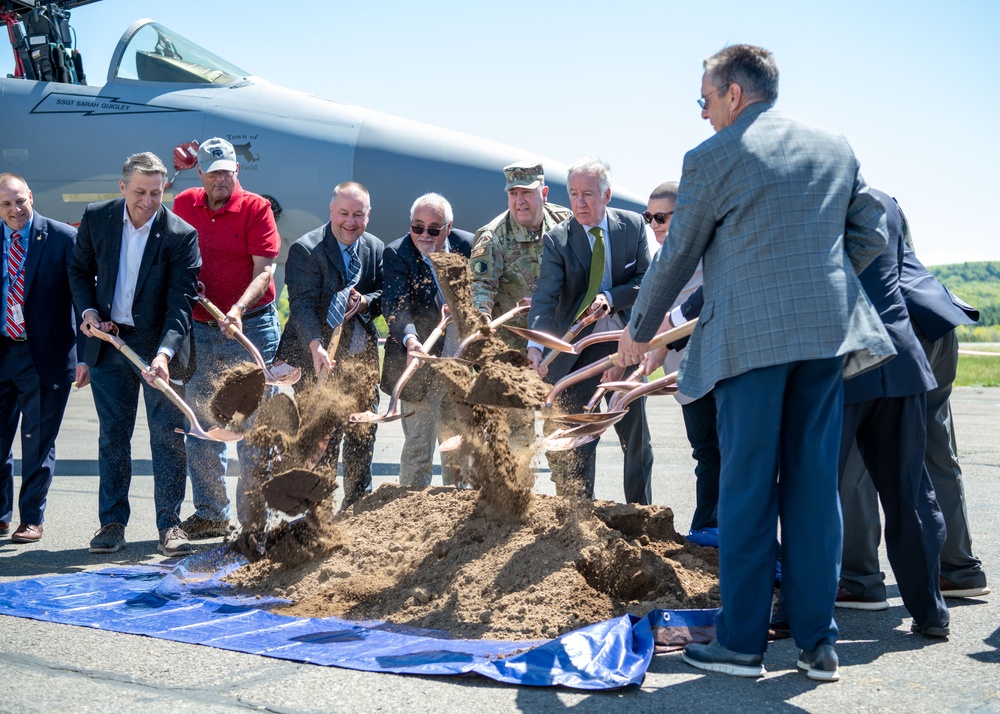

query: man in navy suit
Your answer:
[839,192,985,611]
[0,173,88,543]
[275,181,384,509]
[381,193,473,488]
[837,187,951,637]
[619,45,892,680]
[69,152,201,557]
[527,156,654,504]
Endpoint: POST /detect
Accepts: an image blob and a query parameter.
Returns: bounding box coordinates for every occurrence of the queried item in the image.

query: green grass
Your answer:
[956,344,1000,387]
[647,345,1000,387]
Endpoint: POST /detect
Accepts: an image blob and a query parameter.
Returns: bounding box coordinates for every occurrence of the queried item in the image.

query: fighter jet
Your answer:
[1,0,645,275]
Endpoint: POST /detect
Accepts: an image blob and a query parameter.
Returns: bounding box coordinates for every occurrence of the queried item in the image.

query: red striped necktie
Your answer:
[6,231,25,339]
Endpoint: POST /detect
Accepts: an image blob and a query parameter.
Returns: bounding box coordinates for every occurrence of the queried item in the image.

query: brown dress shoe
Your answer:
[0,521,9,536]
[11,523,43,543]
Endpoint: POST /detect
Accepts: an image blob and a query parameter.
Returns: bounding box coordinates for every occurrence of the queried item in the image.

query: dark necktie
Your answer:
[6,232,25,339]
[575,226,605,320]
[326,243,363,329]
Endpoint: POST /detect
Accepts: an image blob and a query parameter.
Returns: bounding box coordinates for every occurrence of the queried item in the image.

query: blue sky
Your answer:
[4,0,998,265]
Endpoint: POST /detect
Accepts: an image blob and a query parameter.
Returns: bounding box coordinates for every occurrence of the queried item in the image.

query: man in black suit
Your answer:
[381,193,473,488]
[527,156,653,504]
[0,173,88,544]
[275,181,384,508]
[838,188,950,638]
[69,152,201,557]
[839,197,987,609]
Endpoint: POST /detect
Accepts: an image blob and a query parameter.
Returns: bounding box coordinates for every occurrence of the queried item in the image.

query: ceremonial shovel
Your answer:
[544,319,697,408]
[316,299,362,388]
[349,306,452,424]
[441,300,531,362]
[89,326,242,442]
[197,293,301,387]
[544,371,678,452]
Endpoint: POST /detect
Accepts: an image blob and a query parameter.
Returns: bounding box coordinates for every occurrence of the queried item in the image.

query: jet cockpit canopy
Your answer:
[109,19,250,85]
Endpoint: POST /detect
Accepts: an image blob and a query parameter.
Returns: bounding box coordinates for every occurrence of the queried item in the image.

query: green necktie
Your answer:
[575,226,605,320]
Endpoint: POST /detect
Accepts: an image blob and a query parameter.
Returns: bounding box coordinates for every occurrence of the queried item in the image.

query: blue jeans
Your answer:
[90,340,187,532]
[185,307,280,523]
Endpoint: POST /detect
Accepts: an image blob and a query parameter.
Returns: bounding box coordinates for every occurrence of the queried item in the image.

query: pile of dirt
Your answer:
[225,485,720,640]
[222,251,720,643]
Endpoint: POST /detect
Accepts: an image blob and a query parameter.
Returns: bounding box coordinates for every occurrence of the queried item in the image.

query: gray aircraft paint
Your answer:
[2,17,645,288]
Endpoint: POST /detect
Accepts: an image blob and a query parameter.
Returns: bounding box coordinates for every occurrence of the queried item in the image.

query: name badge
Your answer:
[10,303,24,325]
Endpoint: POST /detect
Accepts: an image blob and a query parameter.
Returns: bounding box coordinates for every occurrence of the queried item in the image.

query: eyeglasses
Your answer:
[642,211,674,225]
[206,170,235,181]
[697,83,729,110]
[410,224,448,236]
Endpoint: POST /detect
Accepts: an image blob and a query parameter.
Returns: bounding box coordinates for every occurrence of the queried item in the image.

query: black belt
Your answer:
[195,302,272,324]
[116,324,136,333]
[1,333,27,343]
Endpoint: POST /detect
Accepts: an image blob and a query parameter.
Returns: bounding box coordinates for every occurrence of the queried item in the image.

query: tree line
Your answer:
[929,261,1000,342]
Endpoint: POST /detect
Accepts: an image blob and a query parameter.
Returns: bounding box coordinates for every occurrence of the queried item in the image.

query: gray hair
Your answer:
[410,192,453,224]
[703,44,779,104]
[649,180,679,202]
[121,152,168,184]
[567,155,612,195]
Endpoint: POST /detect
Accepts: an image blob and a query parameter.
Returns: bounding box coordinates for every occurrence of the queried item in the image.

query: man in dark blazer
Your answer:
[381,193,473,488]
[839,195,987,609]
[837,187,950,637]
[619,45,893,680]
[0,173,88,543]
[527,156,653,505]
[69,152,201,557]
[275,181,384,508]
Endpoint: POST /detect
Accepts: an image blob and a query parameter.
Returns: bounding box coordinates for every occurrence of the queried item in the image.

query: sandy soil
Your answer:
[226,485,720,640]
[222,251,720,640]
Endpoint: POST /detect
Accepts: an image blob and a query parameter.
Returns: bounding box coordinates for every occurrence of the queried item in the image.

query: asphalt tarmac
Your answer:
[1,386,997,713]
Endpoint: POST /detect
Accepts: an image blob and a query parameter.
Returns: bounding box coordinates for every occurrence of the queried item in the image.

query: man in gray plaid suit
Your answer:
[619,44,894,681]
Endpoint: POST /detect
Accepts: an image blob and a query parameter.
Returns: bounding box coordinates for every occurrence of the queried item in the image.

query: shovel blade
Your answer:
[262,468,332,516]
[209,367,267,425]
[255,392,300,435]
[264,361,302,386]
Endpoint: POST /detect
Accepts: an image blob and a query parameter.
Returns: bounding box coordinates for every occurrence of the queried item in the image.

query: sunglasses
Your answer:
[410,224,448,236]
[642,211,674,225]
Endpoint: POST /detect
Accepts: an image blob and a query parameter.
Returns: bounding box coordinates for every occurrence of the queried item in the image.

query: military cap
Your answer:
[503,160,544,191]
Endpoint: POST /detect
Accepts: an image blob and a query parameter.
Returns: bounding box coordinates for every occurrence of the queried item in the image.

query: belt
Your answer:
[1,333,27,343]
[195,302,272,324]
[116,324,136,334]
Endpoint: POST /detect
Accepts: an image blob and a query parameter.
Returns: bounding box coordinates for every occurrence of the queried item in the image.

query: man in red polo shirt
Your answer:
[173,137,281,537]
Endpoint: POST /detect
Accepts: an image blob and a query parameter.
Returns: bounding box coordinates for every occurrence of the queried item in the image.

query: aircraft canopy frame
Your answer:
[108,19,250,86]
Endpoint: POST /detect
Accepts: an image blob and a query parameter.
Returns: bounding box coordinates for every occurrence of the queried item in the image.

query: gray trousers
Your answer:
[400,382,463,488]
[840,330,986,596]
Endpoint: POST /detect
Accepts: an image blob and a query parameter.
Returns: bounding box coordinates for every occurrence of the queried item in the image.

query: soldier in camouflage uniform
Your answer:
[470,161,570,349]
[469,161,569,447]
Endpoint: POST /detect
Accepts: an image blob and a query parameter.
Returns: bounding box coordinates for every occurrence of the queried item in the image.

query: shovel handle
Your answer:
[317,324,344,388]
[545,319,697,408]
[89,326,202,433]
[317,299,364,387]
[539,305,608,368]
[197,295,269,363]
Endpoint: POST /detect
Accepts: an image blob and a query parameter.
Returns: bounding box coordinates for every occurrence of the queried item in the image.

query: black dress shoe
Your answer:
[0,521,10,536]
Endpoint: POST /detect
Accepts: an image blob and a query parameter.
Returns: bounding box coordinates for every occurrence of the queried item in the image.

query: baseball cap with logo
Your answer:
[503,161,544,192]
[198,137,238,173]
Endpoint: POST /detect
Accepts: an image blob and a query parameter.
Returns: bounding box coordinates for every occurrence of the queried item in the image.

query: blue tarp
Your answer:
[0,548,718,690]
